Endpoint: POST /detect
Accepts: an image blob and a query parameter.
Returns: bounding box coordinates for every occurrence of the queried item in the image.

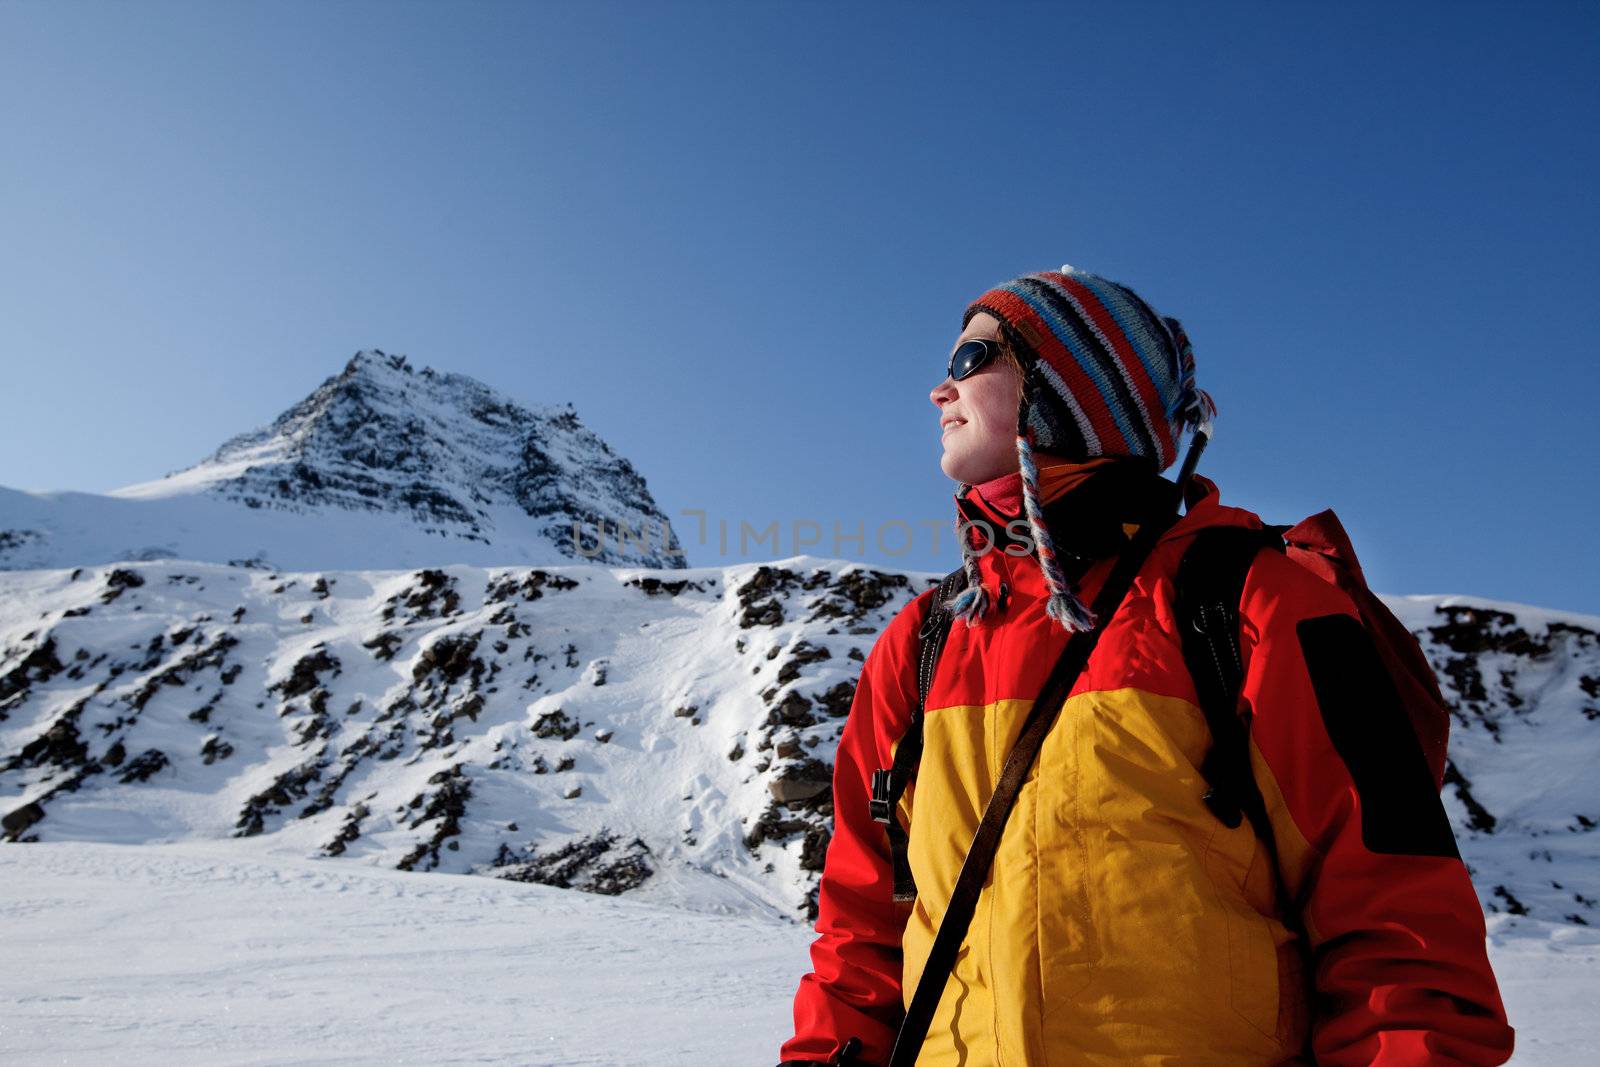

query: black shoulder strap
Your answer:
[870,566,966,902]
[1173,524,1290,860]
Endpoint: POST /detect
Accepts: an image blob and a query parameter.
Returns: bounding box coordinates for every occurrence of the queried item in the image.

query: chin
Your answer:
[941,447,1013,486]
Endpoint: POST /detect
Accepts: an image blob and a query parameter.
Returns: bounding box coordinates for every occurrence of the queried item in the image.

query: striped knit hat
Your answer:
[947,263,1217,633]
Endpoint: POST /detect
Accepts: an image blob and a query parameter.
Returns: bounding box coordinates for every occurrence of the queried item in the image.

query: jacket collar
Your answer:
[954,457,1182,564]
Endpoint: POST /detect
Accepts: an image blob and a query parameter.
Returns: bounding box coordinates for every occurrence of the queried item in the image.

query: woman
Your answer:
[777,266,1512,1065]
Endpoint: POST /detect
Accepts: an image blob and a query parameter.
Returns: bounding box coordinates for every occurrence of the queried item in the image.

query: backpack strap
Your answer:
[869,566,966,903]
[1174,525,1289,848]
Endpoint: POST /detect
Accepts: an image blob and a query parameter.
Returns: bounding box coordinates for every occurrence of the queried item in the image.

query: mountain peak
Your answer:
[175,350,680,568]
[4,350,684,572]
[343,348,414,379]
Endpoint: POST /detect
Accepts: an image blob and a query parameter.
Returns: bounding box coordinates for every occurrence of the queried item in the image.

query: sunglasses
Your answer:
[947,338,1001,382]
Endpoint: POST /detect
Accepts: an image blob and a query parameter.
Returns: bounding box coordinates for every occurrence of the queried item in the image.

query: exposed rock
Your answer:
[397,765,472,872]
[362,631,403,661]
[799,825,831,873]
[776,640,832,685]
[806,568,911,625]
[322,802,368,857]
[766,690,816,729]
[490,829,653,895]
[117,748,169,783]
[101,568,146,604]
[270,646,341,700]
[1491,885,1530,916]
[386,569,461,622]
[530,707,580,740]
[743,800,816,851]
[1444,759,1497,834]
[767,757,833,806]
[1,636,67,715]
[814,680,856,718]
[2,801,45,838]
[411,632,483,686]
[624,576,711,597]
[734,566,802,628]
[740,598,784,629]
[235,756,330,837]
[485,569,580,604]
[200,735,235,765]
[13,698,91,770]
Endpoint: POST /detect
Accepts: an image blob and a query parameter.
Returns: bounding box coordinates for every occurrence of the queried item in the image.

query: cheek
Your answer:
[974,381,1017,431]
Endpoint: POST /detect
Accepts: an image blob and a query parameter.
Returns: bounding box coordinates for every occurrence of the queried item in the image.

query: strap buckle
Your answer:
[869,768,894,824]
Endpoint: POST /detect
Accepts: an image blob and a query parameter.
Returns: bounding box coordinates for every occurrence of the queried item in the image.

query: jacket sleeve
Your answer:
[777,590,929,1066]
[1238,550,1515,1066]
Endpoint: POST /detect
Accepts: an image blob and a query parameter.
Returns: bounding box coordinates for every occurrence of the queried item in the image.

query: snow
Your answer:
[1486,916,1600,1065]
[1,840,1593,1065]
[0,562,1596,1062]
[2,563,1598,1060]
[0,839,810,1065]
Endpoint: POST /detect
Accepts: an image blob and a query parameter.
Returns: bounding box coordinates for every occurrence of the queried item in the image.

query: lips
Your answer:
[941,417,966,435]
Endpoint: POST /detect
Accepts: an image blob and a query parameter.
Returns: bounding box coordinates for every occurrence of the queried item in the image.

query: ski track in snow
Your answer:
[2,841,1596,1065]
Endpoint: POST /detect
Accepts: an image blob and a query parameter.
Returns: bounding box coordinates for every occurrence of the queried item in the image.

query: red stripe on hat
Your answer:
[972,287,1130,454]
[1049,272,1176,468]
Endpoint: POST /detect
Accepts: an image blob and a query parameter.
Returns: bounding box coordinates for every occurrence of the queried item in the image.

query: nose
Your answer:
[930,376,957,407]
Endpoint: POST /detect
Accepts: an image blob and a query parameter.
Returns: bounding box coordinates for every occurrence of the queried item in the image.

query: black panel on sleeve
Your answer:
[1296,613,1461,859]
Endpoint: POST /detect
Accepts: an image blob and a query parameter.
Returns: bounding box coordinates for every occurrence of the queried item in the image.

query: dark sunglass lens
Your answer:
[949,339,993,381]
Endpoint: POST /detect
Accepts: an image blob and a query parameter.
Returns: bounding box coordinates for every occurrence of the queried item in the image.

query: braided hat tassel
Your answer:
[1017,430,1097,633]
[944,503,990,626]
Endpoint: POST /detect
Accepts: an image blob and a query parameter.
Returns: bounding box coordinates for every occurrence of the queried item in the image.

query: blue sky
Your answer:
[2,1,1596,614]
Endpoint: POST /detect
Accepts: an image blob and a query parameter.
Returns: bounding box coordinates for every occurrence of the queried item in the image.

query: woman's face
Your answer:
[930,311,1022,484]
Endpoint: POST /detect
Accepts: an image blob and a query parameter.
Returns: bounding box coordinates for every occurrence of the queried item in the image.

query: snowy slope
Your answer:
[0,555,929,921]
[2,554,1597,936]
[1389,596,1600,929]
[1,840,1594,1065]
[0,350,682,572]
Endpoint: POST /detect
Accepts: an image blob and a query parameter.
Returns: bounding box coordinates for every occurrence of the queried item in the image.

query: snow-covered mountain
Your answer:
[0,555,922,920]
[2,554,1597,932]
[0,349,682,572]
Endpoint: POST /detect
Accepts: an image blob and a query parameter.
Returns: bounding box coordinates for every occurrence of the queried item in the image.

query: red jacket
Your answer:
[780,467,1512,1065]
